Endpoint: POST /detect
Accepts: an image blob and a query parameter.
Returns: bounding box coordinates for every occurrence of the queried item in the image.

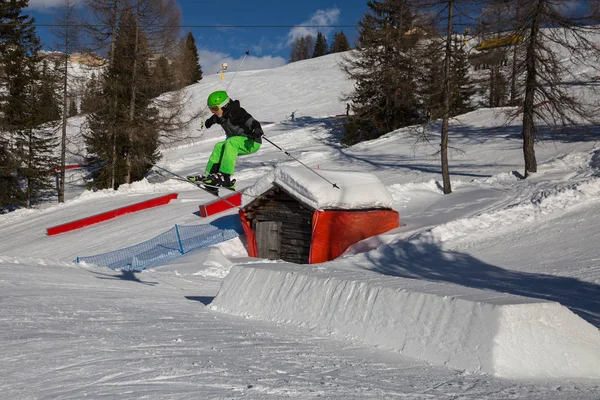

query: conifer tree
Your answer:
[330,30,351,53]
[37,61,61,124]
[84,8,160,189]
[341,0,422,145]
[449,36,475,116]
[0,140,22,212]
[489,67,508,107]
[418,37,444,121]
[0,0,58,208]
[178,32,202,86]
[0,0,30,209]
[68,98,78,117]
[80,72,102,114]
[312,32,328,58]
[151,55,175,97]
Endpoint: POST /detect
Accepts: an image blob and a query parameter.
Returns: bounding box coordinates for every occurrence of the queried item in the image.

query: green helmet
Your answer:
[207,90,230,110]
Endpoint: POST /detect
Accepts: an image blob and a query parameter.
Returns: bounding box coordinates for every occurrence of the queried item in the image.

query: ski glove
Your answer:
[205,118,214,129]
[252,127,264,139]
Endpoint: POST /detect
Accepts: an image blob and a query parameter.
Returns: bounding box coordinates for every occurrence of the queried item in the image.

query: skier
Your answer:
[189,90,263,190]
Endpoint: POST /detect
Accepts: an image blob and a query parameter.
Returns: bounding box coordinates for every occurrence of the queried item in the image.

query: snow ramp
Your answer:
[210,264,600,379]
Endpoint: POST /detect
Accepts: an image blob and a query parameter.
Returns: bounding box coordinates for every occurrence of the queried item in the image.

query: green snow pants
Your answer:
[205,136,261,176]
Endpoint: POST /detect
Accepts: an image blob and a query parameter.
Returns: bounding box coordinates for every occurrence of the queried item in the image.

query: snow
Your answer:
[211,263,600,379]
[244,166,394,210]
[1,51,600,398]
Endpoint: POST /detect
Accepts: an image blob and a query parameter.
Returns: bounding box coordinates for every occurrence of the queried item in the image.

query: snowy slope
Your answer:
[1,52,599,398]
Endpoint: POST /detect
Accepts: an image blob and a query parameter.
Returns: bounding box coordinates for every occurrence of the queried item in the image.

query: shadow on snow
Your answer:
[363,238,600,328]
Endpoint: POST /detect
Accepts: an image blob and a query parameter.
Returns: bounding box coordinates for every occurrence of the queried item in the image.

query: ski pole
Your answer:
[225,50,250,93]
[262,136,339,189]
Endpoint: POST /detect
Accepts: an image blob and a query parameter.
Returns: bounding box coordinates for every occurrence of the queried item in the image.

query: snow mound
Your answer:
[244,166,394,210]
[210,264,600,379]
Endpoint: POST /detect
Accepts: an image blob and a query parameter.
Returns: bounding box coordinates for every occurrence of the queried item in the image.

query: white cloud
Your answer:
[198,49,286,76]
[287,8,341,45]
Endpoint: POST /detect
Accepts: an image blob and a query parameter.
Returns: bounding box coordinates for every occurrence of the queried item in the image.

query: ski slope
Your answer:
[0,52,599,398]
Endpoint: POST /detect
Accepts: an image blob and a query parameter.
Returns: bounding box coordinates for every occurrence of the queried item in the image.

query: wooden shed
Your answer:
[239,167,400,264]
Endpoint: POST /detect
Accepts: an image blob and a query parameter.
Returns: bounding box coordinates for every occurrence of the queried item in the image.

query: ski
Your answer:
[151,167,261,200]
[144,159,261,214]
[154,169,229,195]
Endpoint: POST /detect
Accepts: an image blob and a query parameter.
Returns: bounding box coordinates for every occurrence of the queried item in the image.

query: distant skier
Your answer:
[189,90,263,190]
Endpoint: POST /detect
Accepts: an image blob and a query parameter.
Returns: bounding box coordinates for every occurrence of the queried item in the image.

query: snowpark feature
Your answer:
[1,52,600,398]
[46,192,178,235]
[240,166,400,263]
[211,263,600,378]
[76,223,240,271]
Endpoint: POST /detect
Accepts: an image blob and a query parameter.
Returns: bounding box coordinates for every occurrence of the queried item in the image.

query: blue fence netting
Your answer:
[75,217,242,271]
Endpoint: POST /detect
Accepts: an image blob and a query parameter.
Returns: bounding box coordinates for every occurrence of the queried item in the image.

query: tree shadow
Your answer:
[93,270,159,286]
[185,296,214,305]
[279,115,347,145]
[448,118,600,144]
[363,238,600,327]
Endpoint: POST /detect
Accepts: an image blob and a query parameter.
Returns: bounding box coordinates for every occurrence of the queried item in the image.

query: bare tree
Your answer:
[512,0,600,177]
[415,0,488,194]
[52,0,83,203]
[82,0,122,187]
[290,34,315,62]
[475,1,516,108]
[439,1,455,194]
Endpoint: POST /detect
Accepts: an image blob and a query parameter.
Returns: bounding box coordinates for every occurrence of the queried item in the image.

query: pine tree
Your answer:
[84,9,160,189]
[37,61,61,124]
[341,0,422,145]
[180,32,202,86]
[449,36,475,116]
[489,67,508,108]
[68,98,78,117]
[0,0,31,209]
[418,37,445,121]
[0,140,22,212]
[312,32,328,58]
[0,0,58,208]
[150,55,175,97]
[330,30,351,53]
[80,72,102,114]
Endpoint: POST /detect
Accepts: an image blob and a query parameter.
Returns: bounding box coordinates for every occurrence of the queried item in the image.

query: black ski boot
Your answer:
[206,172,236,191]
[187,174,218,195]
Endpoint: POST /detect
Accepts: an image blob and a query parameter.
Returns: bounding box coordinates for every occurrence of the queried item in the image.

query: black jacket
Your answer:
[204,100,263,144]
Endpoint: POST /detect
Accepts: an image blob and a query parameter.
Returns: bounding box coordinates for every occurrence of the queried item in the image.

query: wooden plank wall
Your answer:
[244,186,314,264]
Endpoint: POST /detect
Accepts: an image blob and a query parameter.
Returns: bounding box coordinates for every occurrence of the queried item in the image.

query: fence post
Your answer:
[174,225,185,254]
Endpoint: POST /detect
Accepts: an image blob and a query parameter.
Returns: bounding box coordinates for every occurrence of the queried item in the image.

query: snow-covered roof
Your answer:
[244,166,394,211]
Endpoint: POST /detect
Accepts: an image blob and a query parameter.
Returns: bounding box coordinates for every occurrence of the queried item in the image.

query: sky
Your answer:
[1,44,600,397]
[25,0,368,75]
